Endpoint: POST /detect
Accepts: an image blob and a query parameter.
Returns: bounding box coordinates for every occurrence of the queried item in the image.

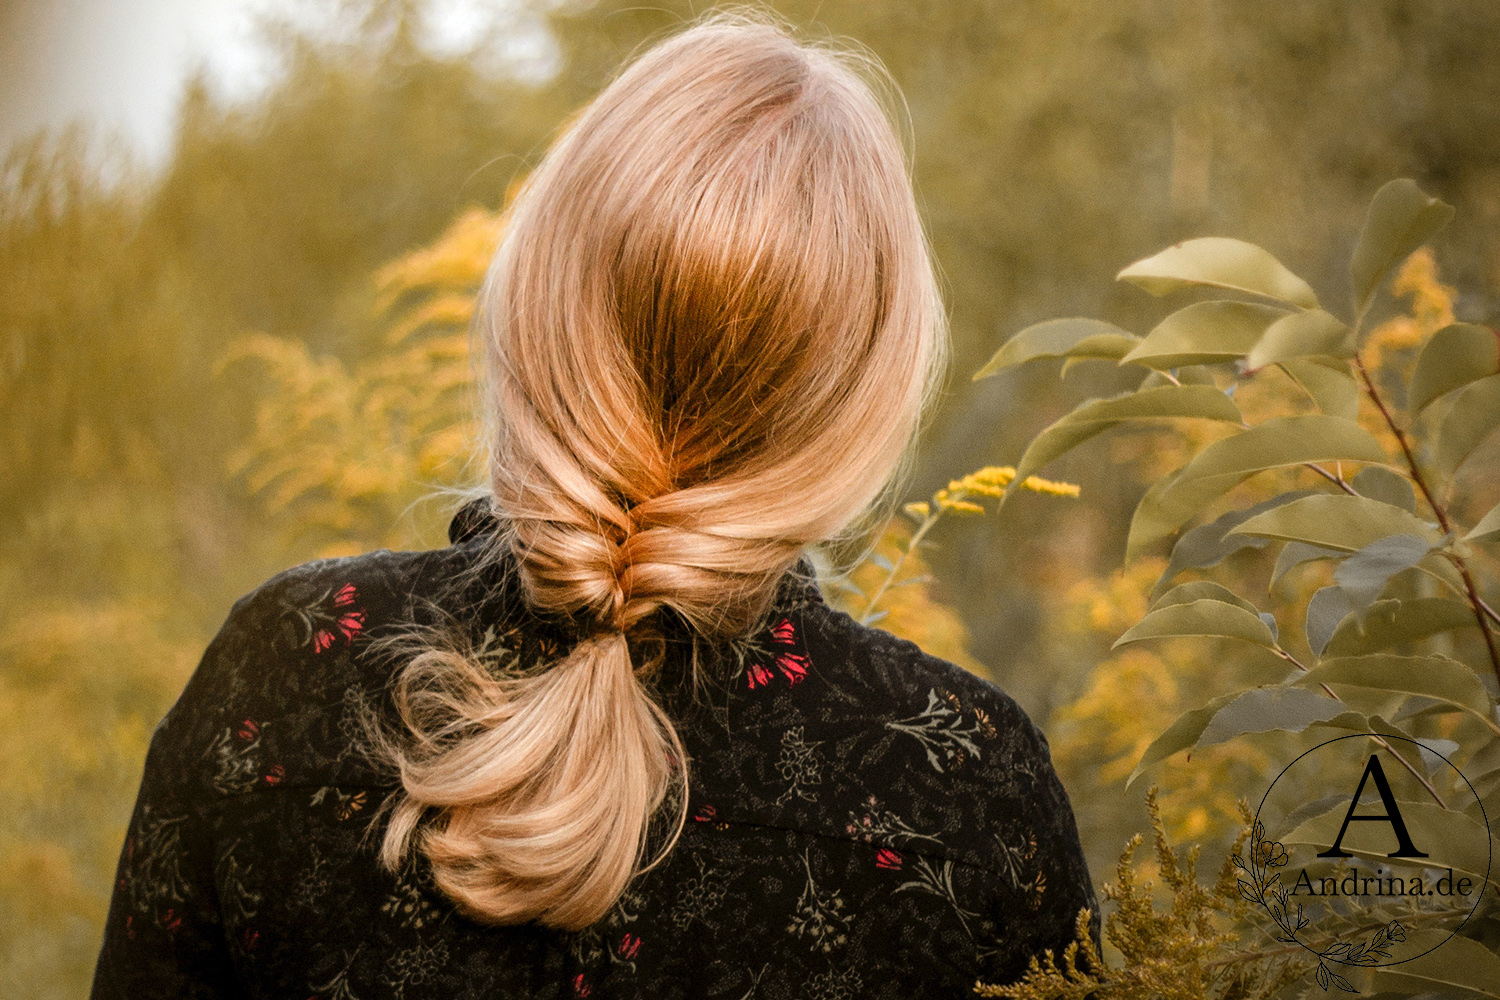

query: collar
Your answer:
[446,496,825,609]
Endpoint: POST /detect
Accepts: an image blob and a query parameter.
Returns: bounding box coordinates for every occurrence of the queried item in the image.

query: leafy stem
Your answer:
[1350,351,1500,685]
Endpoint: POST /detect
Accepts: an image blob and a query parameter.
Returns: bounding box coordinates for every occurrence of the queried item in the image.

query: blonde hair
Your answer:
[375,11,948,930]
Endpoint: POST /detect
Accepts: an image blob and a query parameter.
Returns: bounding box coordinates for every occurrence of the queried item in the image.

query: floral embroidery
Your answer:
[875,848,903,870]
[285,582,366,653]
[893,855,982,938]
[805,967,864,1000]
[774,725,825,805]
[884,687,986,772]
[787,849,848,953]
[670,851,726,930]
[214,837,262,924]
[845,795,944,849]
[381,940,450,997]
[743,616,808,689]
[206,721,263,795]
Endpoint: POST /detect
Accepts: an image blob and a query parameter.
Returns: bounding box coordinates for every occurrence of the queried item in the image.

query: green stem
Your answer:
[859,508,943,626]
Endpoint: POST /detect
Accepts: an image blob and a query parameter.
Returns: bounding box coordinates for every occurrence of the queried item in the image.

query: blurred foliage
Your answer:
[976,182,1500,996]
[7,0,1500,995]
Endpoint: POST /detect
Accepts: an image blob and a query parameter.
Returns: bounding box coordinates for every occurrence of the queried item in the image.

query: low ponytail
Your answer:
[380,628,684,929]
[375,12,947,930]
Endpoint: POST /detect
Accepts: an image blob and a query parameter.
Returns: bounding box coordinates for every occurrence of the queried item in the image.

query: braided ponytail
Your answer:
[376,11,947,930]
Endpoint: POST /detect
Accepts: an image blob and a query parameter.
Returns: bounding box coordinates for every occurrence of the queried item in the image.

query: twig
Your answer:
[1352,353,1500,686]
[1275,646,1447,807]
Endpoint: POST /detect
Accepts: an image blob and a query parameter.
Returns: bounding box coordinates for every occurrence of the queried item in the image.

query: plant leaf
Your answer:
[1230,494,1441,551]
[1198,686,1356,748]
[1295,654,1495,723]
[1116,237,1319,308]
[1350,466,1416,513]
[1467,500,1500,544]
[1352,932,1500,999]
[1155,492,1316,594]
[1306,586,1357,656]
[974,318,1141,379]
[1435,373,1500,475]
[1333,533,1435,611]
[1410,322,1500,413]
[1113,598,1276,649]
[1272,540,1344,589]
[1281,358,1359,420]
[1011,385,1242,486]
[1151,581,1262,616]
[1350,179,1455,317]
[1125,689,1361,788]
[1120,301,1292,370]
[1246,309,1354,370]
[1323,598,1478,657]
[1126,416,1391,559]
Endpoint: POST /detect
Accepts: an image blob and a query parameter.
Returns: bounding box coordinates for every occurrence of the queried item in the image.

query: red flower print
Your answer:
[572,973,591,997]
[162,908,182,934]
[771,617,796,644]
[125,915,134,940]
[875,848,904,870]
[619,933,641,960]
[243,928,260,952]
[775,652,809,685]
[746,663,774,689]
[694,804,718,823]
[309,583,365,653]
[264,764,285,786]
[237,719,260,742]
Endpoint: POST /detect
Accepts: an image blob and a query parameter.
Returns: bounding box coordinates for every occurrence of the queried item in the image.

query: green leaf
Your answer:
[1125,688,1362,788]
[1334,533,1435,611]
[1271,540,1342,589]
[1231,494,1441,551]
[1410,322,1500,413]
[1295,654,1496,723]
[1125,416,1391,559]
[1198,686,1356,748]
[1350,466,1416,513]
[1306,586,1358,656]
[1151,581,1261,616]
[1350,179,1456,317]
[1435,373,1500,475]
[1138,365,1217,389]
[1246,309,1354,370]
[1281,358,1359,420]
[1119,301,1292,370]
[1352,933,1500,999]
[1155,492,1316,594]
[1010,385,1242,486]
[1116,237,1320,308]
[1113,598,1276,649]
[1323,597,1478,657]
[973,318,1140,379]
[1467,500,1500,544]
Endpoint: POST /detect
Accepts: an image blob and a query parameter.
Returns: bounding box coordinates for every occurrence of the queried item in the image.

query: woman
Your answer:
[92,14,1098,998]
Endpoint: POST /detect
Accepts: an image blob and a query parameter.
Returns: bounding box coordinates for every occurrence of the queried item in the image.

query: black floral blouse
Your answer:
[91,500,1100,999]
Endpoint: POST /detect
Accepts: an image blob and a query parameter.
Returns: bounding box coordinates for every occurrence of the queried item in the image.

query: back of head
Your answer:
[378,11,947,931]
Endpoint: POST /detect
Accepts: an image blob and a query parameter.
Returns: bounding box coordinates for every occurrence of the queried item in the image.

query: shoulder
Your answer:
[142,544,479,803]
[797,599,1054,779]
[708,598,1068,869]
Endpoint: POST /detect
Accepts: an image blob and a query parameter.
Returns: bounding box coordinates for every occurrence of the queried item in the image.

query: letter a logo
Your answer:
[1317,754,1429,859]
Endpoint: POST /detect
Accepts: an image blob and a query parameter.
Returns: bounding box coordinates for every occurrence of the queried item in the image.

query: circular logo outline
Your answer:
[1249,732,1491,970]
